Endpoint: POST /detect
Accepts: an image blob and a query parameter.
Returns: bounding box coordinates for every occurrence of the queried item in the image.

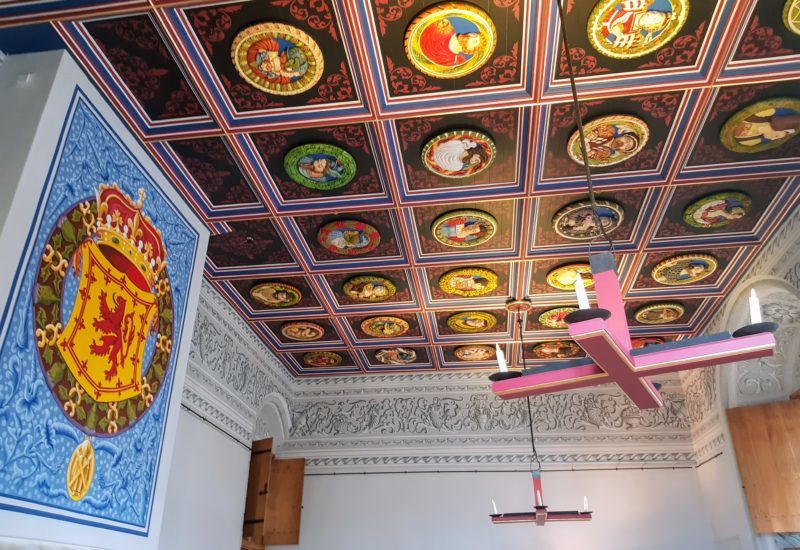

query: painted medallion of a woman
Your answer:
[721,98,800,154]
[422,130,496,178]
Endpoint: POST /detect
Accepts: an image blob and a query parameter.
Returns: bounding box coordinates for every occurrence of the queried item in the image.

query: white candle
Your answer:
[574,273,590,310]
[583,496,588,512]
[749,289,762,324]
[492,499,498,515]
[496,344,508,372]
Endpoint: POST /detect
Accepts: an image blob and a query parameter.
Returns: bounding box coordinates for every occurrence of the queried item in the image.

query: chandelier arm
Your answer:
[554,0,615,252]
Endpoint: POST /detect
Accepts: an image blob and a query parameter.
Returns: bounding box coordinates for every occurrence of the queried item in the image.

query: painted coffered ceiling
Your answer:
[3,0,800,380]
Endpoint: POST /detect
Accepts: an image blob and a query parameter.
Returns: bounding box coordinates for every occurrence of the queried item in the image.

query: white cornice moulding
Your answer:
[184,204,800,469]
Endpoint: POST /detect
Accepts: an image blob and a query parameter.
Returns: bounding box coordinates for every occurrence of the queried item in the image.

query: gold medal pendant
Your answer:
[66,437,95,501]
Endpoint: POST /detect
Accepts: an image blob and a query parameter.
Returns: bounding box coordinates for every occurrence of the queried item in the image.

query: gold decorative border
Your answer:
[587,0,690,60]
[404,2,497,79]
[566,114,650,167]
[438,267,499,297]
[431,208,498,247]
[651,253,718,286]
[230,22,324,95]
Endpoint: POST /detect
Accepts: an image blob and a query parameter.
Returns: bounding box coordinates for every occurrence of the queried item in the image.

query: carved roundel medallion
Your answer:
[231,22,324,95]
[784,0,800,35]
[683,191,752,229]
[538,307,579,329]
[567,115,650,167]
[303,351,342,367]
[375,347,418,365]
[432,209,497,248]
[284,143,357,190]
[454,344,495,361]
[447,311,497,333]
[588,0,690,59]
[546,263,595,290]
[720,98,800,154]
[552,199,624,241]
[343,275,397,303]
[317,220,381,256]
[404,2,497,79]
[531,341,582,359]
[281,321,325,341]
[250,282,302,308]
[651,254,718,286]
[361,316,410,338]
[438,267,498,297]
[634,302,685,324]
[422,130,496,178]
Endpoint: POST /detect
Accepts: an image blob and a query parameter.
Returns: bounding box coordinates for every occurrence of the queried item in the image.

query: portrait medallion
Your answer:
[438,267,499,297]
[317,220,381,256]
[375,347,418,365]
[652,254,718,286]
[284,143,357,190]
[281,321,325,341]
[567,115,649,167]
[343,275,397,303]
[631,337,665,349]
[531,341,582,359]
[546,263,595,290]
[635,302,685,324]
[303,351,342,367]
[552,199,624,240]
[784,0,800,35]
[683,191,752,229]
[539,307,579,329]
[422,130,496,178]
[361,316,410,338]
[250,282,302,308]
[404,2,497,79]
[447,311,497,333]
[454,344,495,361]
[432,209,497,247]
[588,0,690,59]
[720,98,800,154]
[231,22,323,95]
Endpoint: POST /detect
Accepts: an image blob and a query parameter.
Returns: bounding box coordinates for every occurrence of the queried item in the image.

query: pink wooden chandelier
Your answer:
[490,252,778,409]
[490,470,592,525]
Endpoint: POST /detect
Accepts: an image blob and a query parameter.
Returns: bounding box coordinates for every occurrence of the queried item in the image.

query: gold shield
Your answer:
[57,240,157,402]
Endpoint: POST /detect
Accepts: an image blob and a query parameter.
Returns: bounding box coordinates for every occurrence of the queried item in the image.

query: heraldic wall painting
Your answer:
[0,87,203,535]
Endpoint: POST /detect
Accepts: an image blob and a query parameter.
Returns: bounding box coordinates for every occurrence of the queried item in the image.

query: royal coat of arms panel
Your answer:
[0,93,201,531]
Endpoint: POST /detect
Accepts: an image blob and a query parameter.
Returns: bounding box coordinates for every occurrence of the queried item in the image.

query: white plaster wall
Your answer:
[271,468,717,550]
[0,51,61,235]
[158,409,250,550]
[695,449,756,550]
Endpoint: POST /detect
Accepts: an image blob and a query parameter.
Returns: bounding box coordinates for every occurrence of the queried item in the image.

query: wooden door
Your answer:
[264,458,305,545]
[727,400,800,533]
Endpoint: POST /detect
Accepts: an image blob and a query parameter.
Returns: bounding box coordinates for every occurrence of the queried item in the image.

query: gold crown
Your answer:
[94,184,167,289]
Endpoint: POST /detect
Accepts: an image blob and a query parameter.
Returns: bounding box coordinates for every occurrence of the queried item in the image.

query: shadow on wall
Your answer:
[253,393,292,448]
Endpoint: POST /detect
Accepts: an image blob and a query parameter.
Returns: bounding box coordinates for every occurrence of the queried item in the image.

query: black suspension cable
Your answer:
[554,0,615,252]
[517,315,541,471]
[526,396,541,471]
